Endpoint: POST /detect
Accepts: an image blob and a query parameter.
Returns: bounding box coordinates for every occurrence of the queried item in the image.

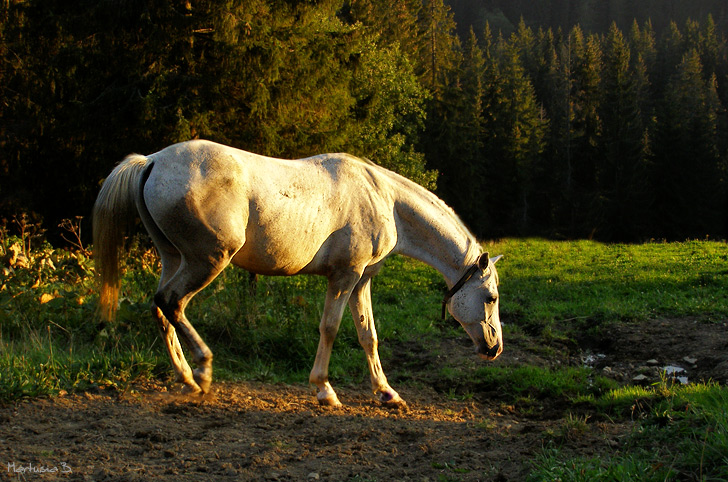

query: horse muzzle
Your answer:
[476,341,502,360]
[475,313,503,360]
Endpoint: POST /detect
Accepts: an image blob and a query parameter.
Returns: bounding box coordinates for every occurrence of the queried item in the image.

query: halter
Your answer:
[441,263,481,320]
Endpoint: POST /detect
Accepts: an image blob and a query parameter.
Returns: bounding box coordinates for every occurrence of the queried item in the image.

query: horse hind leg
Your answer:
[151,249,200,392]
[152,305,199,392]
[154,254,231,394]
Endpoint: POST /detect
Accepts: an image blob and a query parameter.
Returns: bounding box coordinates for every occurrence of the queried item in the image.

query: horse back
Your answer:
[143,140,399,277]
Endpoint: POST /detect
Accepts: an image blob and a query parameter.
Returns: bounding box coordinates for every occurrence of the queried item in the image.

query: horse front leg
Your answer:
[348,277,406,408]
[309,273,359,406]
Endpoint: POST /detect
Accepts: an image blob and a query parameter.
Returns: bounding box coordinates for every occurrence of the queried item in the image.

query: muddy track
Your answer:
[1,318,726,481]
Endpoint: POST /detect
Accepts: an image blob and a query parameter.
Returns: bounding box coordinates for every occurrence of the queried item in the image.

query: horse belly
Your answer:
[231,240,324,276]
[231,208,334,276]
[231,203,396,277]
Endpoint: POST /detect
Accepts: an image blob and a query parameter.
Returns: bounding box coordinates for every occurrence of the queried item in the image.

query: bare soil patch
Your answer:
[578,317,728,386]
[1,318,725,481]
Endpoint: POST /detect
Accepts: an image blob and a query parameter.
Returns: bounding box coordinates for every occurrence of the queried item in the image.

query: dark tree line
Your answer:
[1,0,727,242]
[427,17,728,240]
[449,0,728,41]
[0,0,435,239]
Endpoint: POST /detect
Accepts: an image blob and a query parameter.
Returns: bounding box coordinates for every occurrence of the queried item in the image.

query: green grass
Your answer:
[0,236,448,400]
[0,237,165,401]
[2,235,728,478]
[3,237,728,401]
[529,381,728,481]
[1,338,163,398]
[490,238,728,332]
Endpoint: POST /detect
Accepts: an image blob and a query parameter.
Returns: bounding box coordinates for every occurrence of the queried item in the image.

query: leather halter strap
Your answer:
[441,263,480,320]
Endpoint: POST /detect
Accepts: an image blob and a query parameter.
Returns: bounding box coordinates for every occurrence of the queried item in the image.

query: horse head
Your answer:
[445,252,503,360]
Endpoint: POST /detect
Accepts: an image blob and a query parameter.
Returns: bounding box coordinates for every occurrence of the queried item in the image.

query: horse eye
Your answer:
[486,294,498,305]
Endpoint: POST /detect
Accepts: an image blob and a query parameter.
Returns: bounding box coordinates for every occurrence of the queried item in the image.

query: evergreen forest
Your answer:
[2,0,728,242]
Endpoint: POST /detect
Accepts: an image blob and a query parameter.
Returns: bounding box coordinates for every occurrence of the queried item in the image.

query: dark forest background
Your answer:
[2,0,727,242]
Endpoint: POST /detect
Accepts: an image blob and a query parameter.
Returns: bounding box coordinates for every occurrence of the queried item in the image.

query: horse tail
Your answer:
[93,154,152,323]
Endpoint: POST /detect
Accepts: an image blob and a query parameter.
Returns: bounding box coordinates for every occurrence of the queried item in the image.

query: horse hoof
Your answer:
[193,370,212,394]
[181,383,202,395]
[383,398,408,410]
[379,390,407,409]
[317,393,342,407]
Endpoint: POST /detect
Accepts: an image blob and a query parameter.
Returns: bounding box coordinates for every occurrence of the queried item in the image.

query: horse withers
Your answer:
[93,140,503,407]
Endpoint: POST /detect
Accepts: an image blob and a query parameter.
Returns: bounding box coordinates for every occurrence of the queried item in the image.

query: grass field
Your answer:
[1,236,727,479]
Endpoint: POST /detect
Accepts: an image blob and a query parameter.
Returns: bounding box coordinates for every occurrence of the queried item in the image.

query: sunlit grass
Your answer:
[530,381,728,481]
[2,237,728,410]
[489,238,728,332]
[0,336,164,401]
[3,236,728,479]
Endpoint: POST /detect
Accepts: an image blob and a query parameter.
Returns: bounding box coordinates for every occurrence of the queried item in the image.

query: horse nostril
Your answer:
[485,342,500,358]
[478,342,501,359]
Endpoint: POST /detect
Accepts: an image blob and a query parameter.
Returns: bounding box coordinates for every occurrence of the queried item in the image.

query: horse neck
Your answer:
[393,186,480,288]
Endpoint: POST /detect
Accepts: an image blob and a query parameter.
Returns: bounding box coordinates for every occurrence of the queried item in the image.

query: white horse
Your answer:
[93,140,502,406]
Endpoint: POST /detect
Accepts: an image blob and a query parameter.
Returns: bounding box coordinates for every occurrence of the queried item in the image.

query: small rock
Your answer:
[632,374,648,382]
[683,356,698,365]
[308,472,320,480]
[646,359,659,365]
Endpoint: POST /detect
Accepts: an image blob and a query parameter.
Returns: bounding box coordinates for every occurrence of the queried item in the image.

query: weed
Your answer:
[11,213,46,257]
[432,460,471,475]
[528,449,671,482]
[557,412,591,441]
[58,216,89,255]
[475,418,498,431]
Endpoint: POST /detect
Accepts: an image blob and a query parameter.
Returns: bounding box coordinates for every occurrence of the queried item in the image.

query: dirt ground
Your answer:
[2,318,726,481]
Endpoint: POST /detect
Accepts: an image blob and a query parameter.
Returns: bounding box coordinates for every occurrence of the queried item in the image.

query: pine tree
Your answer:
[598,23,651,240]
[697,14,724,80]
[567,29,603,237]
[653,49,724,238]
[349,41,435,188]
[416,0,461,94]
[655,20,685,95]
[483,37,548,234]
[531,26,565,233]
[447,28,488,226]
[342,0,421,60]
[628,19,657,73]
[628,19,658,146]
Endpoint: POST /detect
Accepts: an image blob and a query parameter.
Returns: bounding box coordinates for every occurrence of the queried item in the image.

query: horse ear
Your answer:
[478,252,490,270]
